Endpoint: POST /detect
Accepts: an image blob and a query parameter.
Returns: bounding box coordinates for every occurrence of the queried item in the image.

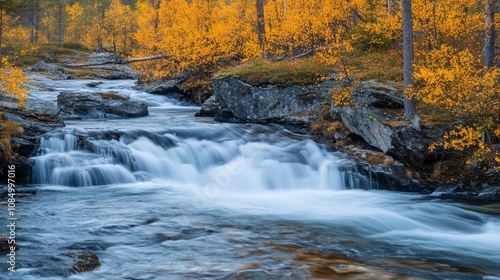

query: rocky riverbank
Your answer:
[0,89,64,182]
[0,54,150,183]
[196,75,500,201]
[2,50,499,201]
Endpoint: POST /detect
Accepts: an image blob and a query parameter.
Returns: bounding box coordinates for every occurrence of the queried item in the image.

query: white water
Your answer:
[2,79,499,279]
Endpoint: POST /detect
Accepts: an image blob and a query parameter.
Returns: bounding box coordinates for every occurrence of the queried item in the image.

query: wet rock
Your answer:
[279,115,319,126]
[135,78,185,98]
[156,227,216,242]
[57,91,148,119]
[1,95,65,182]
[341,106,394,152]
[195,95,222,117]
[65,241,111,251]
[431,185,500,201]
[213,76,334,124]
[351,80,404,108]
[214,107,244,123]
[61,251,101,273]
[86,81,103,88]
[0,234,19,253]
[340,106,453,169]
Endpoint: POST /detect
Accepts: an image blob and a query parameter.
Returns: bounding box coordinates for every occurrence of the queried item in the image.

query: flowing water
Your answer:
[2,78,500,279]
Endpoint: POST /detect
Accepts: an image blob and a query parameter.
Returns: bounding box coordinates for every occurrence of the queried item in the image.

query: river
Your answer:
[2,78,500,279]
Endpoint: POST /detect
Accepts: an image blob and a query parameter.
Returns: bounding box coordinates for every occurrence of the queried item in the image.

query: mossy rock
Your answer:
[62,251,101,273]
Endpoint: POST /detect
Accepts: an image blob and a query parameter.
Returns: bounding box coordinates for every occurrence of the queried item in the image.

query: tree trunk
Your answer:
[256,0,266,58]
[485,0,495,68]
[29,0,40,44]
[0,10,3,67]
[57,0,65,48]
[402,0,417,120]
[432,0,437,49]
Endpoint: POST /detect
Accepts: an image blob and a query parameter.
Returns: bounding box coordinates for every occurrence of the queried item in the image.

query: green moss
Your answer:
[214,56,335,87]
[37,43,83,56]
[13,56,42,67]
[342,49,403,85]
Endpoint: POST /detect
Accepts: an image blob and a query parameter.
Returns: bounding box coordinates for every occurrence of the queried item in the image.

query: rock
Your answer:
[431,184,500,201]
[214,107,244,123]
[57,91,148,119]
[30,61,65,73]
[29,61,68,79]
[86,81,103,88]
[213,76,334,123]
[88,52,121,64]
[279,115,319,126]
[351,80,404,108]
[87,65,138,80]
[24,99,61,118]
[61,251,101,273]
[341,107,394,152]
[341,106,453,169]
[195,95,221,117]
[135,78,184,98]
[2,98,64,134]
[0,234,19,254]
[344,145,414,190]
[329,105,342,121]
[0,97,65,182]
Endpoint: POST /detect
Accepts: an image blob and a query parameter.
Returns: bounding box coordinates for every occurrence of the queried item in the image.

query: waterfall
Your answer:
[31,127,368,190]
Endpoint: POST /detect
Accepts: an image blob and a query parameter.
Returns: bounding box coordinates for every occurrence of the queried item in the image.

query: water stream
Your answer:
[2,78,500,279]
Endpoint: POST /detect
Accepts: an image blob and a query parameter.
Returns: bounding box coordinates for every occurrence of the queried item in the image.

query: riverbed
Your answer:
[1,78,499,279]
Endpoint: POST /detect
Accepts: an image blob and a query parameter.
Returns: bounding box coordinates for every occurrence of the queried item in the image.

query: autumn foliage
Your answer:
[0,0,499,171]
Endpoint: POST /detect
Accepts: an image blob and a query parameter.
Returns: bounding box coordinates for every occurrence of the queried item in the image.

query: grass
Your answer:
[214,56,335,87]
[9,42,91,67]
[417,102,459,125]
[342,48,403,85]
[0,120,24,162]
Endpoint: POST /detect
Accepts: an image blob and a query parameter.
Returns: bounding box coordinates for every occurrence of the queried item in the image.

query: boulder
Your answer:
[57,92,148,119]
[61,251,101,273]
[213,76,335,123]
[195,95,222,117]
[86,65,138,80]
[86,81,103,88]
[29,61,68,80]
[135,78,184,97]
[341,106,453,168]
[1,96,65,182]
[214,107,244,123]
[88,52,122,64]
[351,80,404,108]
